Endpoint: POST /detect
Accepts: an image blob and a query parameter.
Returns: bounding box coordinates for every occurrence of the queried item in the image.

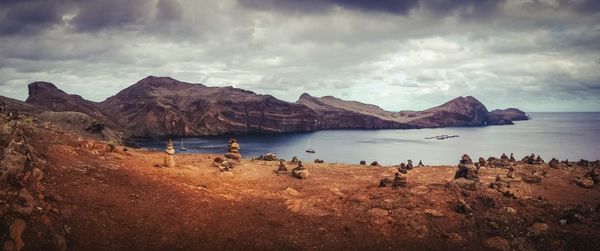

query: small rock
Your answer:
[559,219,567,226]
[502,207,517,215]
[284,188,299,196]
[452,178,480,191]
[484,236,510,251]
[424,209,444,217]
[528,222,549,236]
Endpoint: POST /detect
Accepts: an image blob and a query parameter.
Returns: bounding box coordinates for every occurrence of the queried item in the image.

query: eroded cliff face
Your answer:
[99,76,319,137]
[21,76,528,137]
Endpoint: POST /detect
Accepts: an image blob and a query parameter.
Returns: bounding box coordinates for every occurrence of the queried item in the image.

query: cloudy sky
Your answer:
[0,0,599,112]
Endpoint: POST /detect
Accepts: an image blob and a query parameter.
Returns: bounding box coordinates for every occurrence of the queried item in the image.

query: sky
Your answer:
[0,0,599,112]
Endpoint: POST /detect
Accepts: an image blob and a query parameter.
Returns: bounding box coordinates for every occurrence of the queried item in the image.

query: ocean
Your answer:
[134,112,600,165]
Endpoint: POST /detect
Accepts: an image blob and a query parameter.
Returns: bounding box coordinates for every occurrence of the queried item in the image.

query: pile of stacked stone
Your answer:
[489,175,516,198]
[163,138,176,167]
[454,154,478,181]
[522,153,544,165]
[253,153,277,161]
[478,157,486,167]
[392,172,407,188]
[406,160,414,170]
[359,160,366,165]
[212,157,233,171]
[510,153,516,162]
[370,161,380,167]
[314,159,324,163]
[290,156,299,164]
[380,172,407,188]
[486,157,504,168]
[292,160,309,179]
[549,158,560,168]
[507,165,516,179]
[274,160,288,174]
[224,138,241,160]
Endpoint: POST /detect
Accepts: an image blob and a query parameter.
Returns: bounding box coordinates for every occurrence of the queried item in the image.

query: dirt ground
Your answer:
[37,141,600,251]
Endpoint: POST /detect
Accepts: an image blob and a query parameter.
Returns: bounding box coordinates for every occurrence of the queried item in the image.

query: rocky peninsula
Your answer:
[21,76,528,138]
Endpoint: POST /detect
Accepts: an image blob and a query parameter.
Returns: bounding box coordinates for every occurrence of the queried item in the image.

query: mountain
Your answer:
[98,76,318,136]
[21,76,528,137]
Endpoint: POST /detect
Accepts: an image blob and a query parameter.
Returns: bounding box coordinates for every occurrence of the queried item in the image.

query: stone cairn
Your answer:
[290,156,299,164]
[224,138,241,160]
[275,160,288,174]
[478,157,486,167]
[507,165,516,178]
[548,158,560,168]
[406,160,414,170]
[454,154,478,180]
[380,172,407,188]
[292,160,309,179]
[163,138,176,167]
[392,172,407,188]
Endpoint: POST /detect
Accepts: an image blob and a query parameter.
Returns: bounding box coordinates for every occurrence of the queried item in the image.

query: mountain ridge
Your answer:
[14,76,529,137]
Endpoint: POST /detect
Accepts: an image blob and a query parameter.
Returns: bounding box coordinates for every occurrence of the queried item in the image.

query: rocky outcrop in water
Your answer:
[487,108,529,125]
[19,76,528,137]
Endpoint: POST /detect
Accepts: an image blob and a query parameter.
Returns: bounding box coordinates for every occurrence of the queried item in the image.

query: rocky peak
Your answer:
[27,81,68,99]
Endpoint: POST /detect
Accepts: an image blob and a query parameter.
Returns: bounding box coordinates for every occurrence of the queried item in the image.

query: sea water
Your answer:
[134,112,600,165]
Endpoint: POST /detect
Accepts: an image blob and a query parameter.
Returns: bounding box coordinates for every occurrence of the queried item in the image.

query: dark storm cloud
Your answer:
[239,0,506,18]
[70,0,154,32]
[0,0,70,36]
[239,0,420,15]
[421,0,505,19]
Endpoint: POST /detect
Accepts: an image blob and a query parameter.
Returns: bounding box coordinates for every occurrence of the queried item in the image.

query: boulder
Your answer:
[292,169,309,179]
[576,177,594,188]
[452,178,480,191]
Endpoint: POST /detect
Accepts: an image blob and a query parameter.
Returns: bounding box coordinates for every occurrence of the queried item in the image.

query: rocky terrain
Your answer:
[0,105,598,251]
[22,76,528,137]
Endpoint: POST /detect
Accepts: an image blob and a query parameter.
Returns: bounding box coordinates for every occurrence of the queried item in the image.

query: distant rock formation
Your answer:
[487,108,529,125]
[15,76,529,137]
